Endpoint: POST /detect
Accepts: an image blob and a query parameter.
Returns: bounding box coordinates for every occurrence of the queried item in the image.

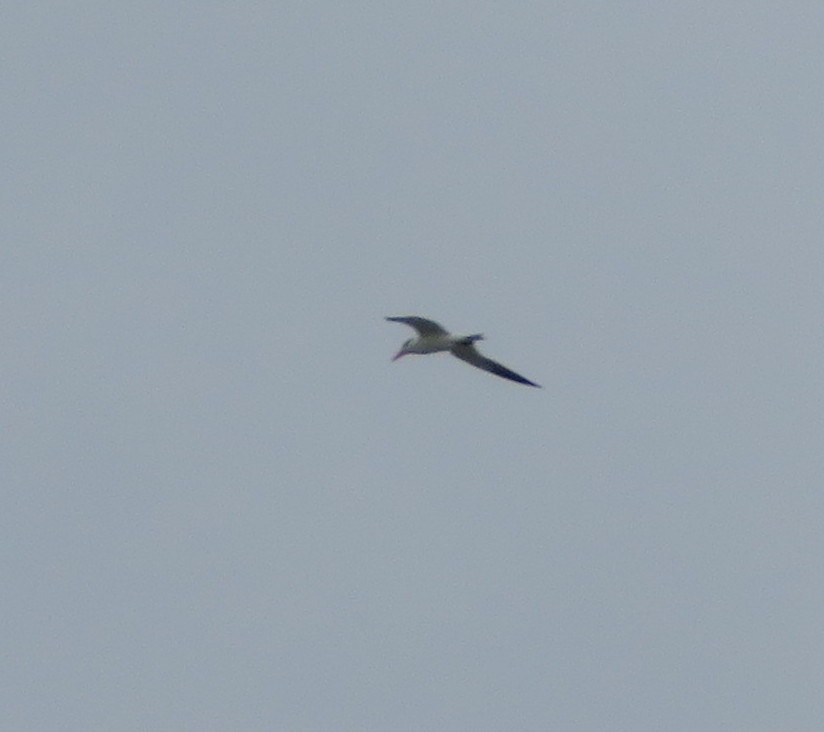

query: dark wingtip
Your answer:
[499,365,541,388]
[509,373,542,388]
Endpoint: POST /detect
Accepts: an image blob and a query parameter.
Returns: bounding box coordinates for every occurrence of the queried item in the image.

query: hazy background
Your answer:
[4,3,824,729]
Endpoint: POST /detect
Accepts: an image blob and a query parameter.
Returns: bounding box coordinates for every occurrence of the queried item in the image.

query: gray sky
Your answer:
[4,3,824,730]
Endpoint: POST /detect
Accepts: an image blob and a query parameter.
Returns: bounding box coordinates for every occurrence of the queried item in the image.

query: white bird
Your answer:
[386,316,541,387]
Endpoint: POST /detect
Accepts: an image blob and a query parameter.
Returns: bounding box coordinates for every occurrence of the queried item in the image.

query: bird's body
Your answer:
[386,316,540,387]
[398,333,461,354]
[392,330,482,356]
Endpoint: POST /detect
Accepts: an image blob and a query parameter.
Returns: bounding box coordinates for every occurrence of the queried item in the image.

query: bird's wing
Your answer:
[450,342,541,387]
[385,316,450,336]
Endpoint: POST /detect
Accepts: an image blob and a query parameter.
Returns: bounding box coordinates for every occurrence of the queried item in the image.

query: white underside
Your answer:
[405,334,464,354]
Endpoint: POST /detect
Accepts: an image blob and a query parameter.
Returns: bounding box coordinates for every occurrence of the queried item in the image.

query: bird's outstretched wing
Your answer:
[450,342,541,387]
[385,316,450,337]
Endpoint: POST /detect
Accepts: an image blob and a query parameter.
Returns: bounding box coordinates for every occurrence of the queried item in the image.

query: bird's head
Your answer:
[391,339,413,361]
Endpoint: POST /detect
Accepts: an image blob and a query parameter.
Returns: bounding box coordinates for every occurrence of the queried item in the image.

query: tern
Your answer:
[386,316,541,387]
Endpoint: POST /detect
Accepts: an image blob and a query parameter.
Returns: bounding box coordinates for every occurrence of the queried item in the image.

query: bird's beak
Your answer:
[391,349,406,361]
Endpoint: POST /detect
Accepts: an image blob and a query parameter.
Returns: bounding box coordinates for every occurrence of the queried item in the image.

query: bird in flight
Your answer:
[386,316,541,387]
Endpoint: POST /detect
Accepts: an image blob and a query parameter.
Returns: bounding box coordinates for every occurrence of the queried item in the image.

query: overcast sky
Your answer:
[4,3,824,730]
